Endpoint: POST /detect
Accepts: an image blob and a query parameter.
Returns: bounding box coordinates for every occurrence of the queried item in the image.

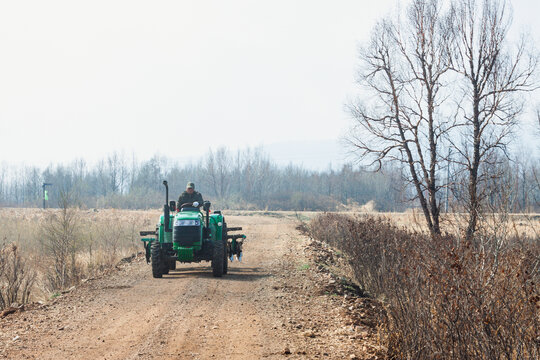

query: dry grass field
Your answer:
[378,210,540,238]
[227,209,540,238]
[0,208,160,302]
[0,208,159,255]
[1,207,537,304]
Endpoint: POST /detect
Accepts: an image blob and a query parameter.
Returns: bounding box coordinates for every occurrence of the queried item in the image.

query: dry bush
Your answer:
[40,204,82,291]
[0,241,36,309]
[310,214,540,359]
[0,207,158,300]
[77,209,154,274]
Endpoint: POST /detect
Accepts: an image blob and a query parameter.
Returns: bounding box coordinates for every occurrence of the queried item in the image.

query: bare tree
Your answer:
[347,0,453,236]
[106,151,128,195]
[448,0,538,239]
[96,159,108,197]
[204,147,231,200]
[532,108,540,206]
[41,190,80,290]
[348,0,538,236]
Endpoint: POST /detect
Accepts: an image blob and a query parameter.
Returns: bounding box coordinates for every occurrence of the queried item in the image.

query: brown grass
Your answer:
[0,208,159,302]
[357,210,540,238]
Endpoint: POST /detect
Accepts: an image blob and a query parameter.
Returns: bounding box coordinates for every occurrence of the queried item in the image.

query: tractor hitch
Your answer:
[226,227,242,231]
[226,226,246,262]
[140,230,157,263]
[140,230,156,236]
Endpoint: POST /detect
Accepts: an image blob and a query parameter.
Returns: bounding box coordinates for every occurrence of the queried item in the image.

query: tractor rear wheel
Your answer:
[161,255,169,275]
[212,237,225,277]
[151,241,163,278]
[222,223,228,275]
[169,258,177,271]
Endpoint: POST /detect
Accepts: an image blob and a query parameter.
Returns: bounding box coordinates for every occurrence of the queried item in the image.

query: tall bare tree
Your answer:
[347,0,453,236]
[204,147,231,200]
[448,0,538,239]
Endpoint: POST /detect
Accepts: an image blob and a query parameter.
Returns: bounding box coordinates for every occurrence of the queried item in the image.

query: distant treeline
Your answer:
[0,147,537,212]
[0,148,408,211]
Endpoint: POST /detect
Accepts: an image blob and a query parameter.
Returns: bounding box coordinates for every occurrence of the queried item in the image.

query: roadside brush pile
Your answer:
[309,213,539,359]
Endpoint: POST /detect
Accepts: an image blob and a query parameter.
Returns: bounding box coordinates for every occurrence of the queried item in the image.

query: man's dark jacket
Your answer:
[177,191,204,207]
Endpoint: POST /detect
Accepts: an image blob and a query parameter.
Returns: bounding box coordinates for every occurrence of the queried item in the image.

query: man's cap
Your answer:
[186,182,195,189]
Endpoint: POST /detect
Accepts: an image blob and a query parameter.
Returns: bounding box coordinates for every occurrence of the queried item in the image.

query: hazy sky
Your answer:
[0,0,538,168]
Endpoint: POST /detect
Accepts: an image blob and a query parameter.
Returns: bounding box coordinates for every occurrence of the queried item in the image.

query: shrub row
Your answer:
[309,213,539,359]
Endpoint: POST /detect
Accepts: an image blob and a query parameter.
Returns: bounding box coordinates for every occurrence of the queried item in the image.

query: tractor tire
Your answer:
[212,236,225,278]
[222,223,228,275]
[169,258,177,271]
[151,241,163,278]
[162,256,170,275]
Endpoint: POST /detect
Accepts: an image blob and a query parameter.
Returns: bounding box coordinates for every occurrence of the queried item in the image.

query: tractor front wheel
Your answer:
[212,237,225,277]
[151,241,163,278]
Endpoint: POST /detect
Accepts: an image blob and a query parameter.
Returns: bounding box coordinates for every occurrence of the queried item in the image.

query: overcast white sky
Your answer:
[0,0,538,168]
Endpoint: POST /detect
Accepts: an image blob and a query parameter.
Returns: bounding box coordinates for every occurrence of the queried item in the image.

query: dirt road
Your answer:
[0,214,379,359]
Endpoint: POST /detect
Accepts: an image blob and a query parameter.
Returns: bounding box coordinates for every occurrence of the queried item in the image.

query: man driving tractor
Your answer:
[177,181,204,209]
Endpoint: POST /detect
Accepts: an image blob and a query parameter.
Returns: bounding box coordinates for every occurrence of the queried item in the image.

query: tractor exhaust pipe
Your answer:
[163,180,169,204]
[163,180,172,233]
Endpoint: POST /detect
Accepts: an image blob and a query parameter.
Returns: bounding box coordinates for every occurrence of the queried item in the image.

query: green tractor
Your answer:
[140,181,246,278]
